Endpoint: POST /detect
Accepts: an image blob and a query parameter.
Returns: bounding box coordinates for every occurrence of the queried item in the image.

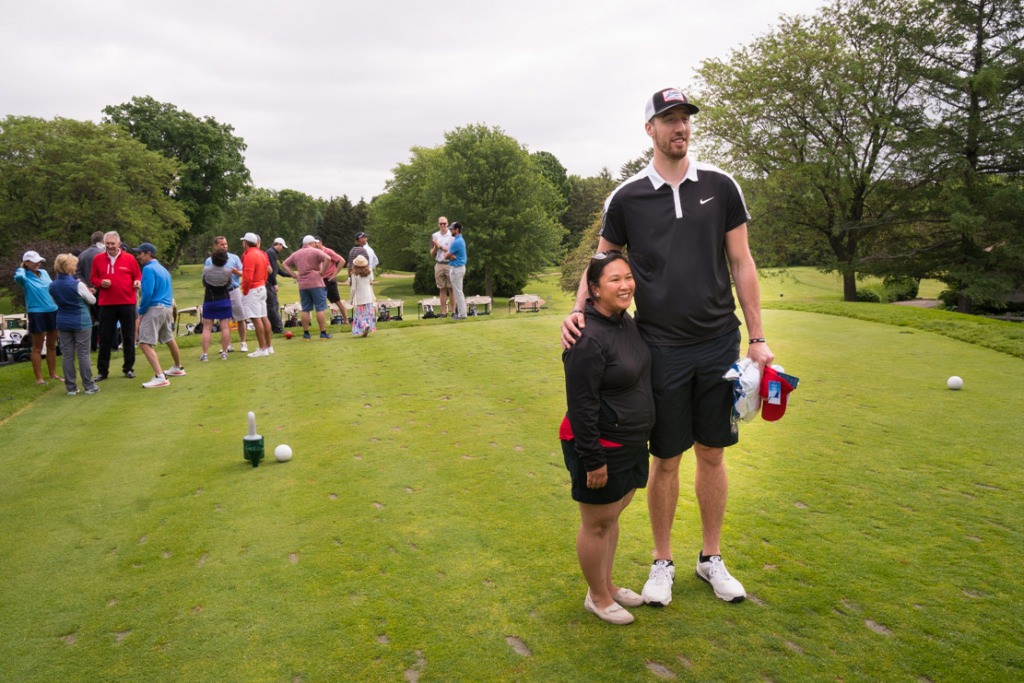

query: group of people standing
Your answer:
[429,217,467,318]
[560,88,774,625]
[12,230,186,392]
[11,228,384,391]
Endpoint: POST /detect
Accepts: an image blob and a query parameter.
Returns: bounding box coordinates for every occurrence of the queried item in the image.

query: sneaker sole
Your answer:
[694,569,746,603]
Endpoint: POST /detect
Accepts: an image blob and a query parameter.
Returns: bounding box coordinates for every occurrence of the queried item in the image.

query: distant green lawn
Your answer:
[1,267,1022,681]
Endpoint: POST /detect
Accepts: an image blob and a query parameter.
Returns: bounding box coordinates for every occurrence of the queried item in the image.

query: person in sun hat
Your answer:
[560,251,654,625]
[348,255,376,337]
[13,249,61,385]
[561,87,775,608]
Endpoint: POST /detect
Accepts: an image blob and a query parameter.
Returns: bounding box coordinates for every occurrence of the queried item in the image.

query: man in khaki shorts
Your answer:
[133,243,185,388]
[430,216,454,317]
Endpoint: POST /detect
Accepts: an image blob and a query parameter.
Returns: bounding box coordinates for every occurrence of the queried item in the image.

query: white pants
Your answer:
[450,265,466,318]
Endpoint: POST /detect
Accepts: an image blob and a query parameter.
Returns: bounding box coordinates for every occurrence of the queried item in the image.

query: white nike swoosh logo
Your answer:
[700,197,714,205]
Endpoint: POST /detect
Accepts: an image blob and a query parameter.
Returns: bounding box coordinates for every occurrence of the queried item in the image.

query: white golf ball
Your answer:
[274,444,293,462]
[947,376,963,390]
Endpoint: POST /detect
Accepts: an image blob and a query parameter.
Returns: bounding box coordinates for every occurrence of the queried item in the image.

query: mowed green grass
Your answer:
[1,268,1022,681]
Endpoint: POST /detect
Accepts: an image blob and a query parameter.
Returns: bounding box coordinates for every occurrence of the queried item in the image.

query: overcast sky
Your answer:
[3,0,826,202]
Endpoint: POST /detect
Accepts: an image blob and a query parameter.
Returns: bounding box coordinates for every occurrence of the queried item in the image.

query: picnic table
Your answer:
[508,294,544,313]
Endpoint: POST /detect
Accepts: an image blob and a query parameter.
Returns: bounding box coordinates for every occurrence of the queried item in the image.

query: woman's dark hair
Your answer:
[211,250,228,267]
[585,250,630,299]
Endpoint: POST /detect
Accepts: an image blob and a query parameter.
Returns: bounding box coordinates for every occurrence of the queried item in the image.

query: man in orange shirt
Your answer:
[240,232,273,358]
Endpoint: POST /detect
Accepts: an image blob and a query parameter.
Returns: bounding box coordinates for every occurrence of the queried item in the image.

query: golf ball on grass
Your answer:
[274,444,293,462]
[947,376,963,390]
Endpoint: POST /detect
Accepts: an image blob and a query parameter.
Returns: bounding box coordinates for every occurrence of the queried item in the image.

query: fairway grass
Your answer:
[1,272,1022,681]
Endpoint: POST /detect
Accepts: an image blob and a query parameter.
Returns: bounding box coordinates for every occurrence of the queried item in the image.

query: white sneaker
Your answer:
[239,342,249,352]
[695,554,746,603]
[165,365,186,376]
[220,350,229,360]
[199,353,208,362]
[247,348,268,358]
[226,344,234,352]
[267,346,275,355]
[642,560,675,607]
[142,375,170,389]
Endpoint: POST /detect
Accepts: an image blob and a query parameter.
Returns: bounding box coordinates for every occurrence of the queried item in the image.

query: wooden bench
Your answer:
[508,294,544,313]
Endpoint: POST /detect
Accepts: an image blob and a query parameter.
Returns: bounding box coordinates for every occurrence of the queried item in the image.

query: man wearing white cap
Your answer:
[281,235,333,340]
[561,88,774,609]
[240,232,273,357]
[265,237,289,333]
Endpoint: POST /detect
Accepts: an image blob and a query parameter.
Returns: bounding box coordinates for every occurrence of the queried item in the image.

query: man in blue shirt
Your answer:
[134,243,186,388]
[446,222,468,319]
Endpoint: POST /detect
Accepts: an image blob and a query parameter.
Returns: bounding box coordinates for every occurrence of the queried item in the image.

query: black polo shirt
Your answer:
[600,159,750,346]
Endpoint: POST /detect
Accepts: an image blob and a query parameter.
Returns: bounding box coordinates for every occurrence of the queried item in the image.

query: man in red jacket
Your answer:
[89,231,142,380]
[240,232,273,357]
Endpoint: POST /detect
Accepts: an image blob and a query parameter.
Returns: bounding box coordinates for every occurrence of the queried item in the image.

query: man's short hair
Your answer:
[90,230,105,243]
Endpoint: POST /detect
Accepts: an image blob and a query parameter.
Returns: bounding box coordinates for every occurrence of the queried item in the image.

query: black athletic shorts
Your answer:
[648,329,740,458]
[562,439,649,505]
[324,278,341,304]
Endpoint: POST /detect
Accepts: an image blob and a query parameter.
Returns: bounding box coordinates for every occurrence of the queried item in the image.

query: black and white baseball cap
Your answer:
[645,88,699,121]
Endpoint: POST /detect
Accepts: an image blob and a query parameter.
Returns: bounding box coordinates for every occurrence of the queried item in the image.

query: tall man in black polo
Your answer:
[561,88,774,608]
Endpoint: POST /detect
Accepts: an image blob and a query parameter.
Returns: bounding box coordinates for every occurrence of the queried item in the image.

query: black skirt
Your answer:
[561,439,649,505]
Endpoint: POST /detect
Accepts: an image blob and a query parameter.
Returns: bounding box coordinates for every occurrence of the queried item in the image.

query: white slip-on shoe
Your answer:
[584,593,634,625]
[613,587,645,607]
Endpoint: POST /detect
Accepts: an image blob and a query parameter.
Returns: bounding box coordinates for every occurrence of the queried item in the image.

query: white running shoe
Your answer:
[695,554,746,603]
[220,350,229,360]
[239,342,249,353]
[142,375,170,389]
[199,353,208,362]
[642,560,675,607]
[226,344,234,352]
[267,346,274,355]
[247,348,268,358]
[165,365,186,376]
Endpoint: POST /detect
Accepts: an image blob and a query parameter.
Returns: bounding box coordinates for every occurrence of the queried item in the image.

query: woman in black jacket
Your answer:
[560,251,654,625]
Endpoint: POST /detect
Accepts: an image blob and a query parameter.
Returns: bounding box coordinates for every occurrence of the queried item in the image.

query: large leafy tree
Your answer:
[0,115,186,280]
[370,125,564,297]
[901,0,1024,311]
[103,96,251,266]
[694,0,927,300]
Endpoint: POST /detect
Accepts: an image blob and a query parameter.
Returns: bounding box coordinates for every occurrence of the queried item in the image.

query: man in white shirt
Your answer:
[430,216,454,317]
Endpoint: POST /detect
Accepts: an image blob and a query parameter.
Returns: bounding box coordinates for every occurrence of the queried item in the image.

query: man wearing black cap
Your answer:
[561,88,775,608]
[265,237,289,333]
[347,232,369,282]
[133,243,185,388]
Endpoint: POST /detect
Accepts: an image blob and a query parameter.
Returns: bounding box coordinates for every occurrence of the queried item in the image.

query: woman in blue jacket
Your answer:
[13,250,60,385]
